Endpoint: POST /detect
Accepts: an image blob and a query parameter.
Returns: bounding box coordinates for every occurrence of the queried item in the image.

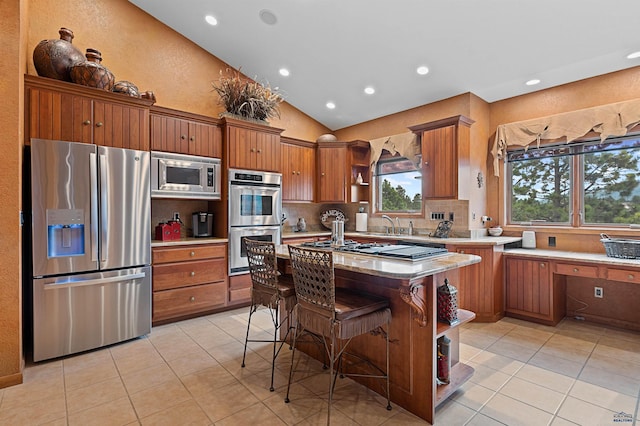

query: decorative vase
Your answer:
[112,80,140,97]
[70,48,115,91]
[355,172,364,184]
[32,27,85,82]
[296,218,307,232]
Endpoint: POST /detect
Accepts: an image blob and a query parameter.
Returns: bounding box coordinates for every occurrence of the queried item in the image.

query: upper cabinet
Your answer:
[25,74,153,150]
[150,106,222,158]
[281,137,316,202]
[222,117,283,172]
[316,140,371,203]
[409,115,474,200]
[316,141,348,203]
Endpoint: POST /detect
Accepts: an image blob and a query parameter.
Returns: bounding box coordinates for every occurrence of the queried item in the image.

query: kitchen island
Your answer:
[276,244,481,424]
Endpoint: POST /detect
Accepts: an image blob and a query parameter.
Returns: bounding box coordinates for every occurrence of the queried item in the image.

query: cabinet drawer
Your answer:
[229,286,252,304]
[153,258,226,291]
[152,244,226,264]
[607,268,640,284]
[555,263,599,278]
[153,282,226,322]
[229,273,252,290]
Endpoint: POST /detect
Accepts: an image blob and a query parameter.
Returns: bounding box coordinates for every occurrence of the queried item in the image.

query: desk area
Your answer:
[275,244,481,424]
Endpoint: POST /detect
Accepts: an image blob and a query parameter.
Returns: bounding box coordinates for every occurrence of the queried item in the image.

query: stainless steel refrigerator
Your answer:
[30,138,151,362]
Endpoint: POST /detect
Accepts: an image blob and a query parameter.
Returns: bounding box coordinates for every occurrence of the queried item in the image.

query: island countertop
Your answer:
[276,244,481,279]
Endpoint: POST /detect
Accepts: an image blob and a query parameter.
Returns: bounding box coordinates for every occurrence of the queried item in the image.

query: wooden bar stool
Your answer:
[242,239,296,391]
[285,245,392,424]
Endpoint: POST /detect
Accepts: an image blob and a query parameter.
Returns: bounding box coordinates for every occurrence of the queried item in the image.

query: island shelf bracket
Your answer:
[399,282,429,327]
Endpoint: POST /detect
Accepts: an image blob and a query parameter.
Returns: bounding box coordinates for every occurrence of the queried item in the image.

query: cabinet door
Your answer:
[27,86,92,144]
[150,115,190,153]
[505,257,552,318]
[189,121,222,158]
[317,146,347,202]
[282,143,315,202]
[93,100,149,150]
[228,126,281,171]
[421,125,456,199]
[450,245,502,322]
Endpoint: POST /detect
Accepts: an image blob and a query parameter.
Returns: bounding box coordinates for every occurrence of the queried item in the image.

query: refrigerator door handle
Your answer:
[43,272,147,290]
[90,152,99,262]
[99,153,108,262]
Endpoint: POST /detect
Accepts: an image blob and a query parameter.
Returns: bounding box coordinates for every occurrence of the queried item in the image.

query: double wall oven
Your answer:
[228,169,282,275]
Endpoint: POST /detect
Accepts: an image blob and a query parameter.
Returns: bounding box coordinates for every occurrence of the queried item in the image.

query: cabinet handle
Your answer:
[250,148,255,153]
[83,120,91,125]
[190,296,195,302]
[181,135,186,140]
[190,271,195,277]
[292,171,296,175]
[95,122,103,127]
[629,274,635,280]
[190,136,195,141]
[321,172,325,176]
[540,263,545,268]
[190,251,195,257]
[459,250,465,254]
[257,149,262,153]
[424,161,429,166]
[297,171,300,175]
[573,268,579,272]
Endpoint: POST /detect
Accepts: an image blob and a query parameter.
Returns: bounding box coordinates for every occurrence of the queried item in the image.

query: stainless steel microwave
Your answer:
[151,151,221,200]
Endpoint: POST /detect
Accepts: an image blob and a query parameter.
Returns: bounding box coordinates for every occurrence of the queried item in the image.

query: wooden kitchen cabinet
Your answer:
[447,244,504,322]
[281,137,316,202]
[409,115,474,200]
[25,74,152,150]
[505,256,565,325]
[316,141,348,202]
[150,106,222,158]
[222,116,283,172]
[349,140,371,203]
[152,242,228,324]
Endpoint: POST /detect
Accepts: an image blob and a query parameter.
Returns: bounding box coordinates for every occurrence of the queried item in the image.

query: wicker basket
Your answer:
[600,234,640,259]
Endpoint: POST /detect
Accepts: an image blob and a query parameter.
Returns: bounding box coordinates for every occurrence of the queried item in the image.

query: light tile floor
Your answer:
[1,309,639,425]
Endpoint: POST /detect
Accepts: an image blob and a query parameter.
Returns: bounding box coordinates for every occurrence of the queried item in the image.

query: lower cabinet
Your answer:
[447,244,504,322]
[152,242,228,324]
[505,256,565,325]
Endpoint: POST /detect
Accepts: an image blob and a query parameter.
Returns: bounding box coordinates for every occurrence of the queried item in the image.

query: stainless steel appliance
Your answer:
[30,138,151,362]
[228,169,282,274]
[192,211,213,237]
[151,151,221,200]
[300,240,449,261]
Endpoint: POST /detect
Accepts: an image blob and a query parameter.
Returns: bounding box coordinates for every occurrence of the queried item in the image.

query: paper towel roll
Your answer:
[356,213,368,232]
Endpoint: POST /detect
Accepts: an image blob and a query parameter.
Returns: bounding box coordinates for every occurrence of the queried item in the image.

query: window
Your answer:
[374,155,421,213]
[507,135,640,226]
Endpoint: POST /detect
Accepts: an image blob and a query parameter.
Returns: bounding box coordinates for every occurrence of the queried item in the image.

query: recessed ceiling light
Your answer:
[205,15,217,26]
[279,68,290,77]
[627,51,640,59]
[326,102,336,109]
[525,79,541,86]
[364,87,375,95]
[416,66,429,75]
[259,9,278,25]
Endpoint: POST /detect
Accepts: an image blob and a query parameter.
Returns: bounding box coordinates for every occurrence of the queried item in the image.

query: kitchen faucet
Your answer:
[381,215,395,235]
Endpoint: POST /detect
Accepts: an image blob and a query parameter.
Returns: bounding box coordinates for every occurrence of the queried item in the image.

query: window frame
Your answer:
[505,134,640,229]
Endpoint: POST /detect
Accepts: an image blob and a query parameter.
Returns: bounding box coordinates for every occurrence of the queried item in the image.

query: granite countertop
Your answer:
[151,237,228,247]
[504,248,640,268]
[276,244,481,279]
[282,231,521,246]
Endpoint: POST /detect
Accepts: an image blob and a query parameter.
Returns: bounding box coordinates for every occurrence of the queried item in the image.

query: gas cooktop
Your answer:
[300,240,449,261]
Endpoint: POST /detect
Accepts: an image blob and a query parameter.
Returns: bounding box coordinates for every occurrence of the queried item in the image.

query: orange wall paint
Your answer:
[26,0,330,141]
[0,0,26,388]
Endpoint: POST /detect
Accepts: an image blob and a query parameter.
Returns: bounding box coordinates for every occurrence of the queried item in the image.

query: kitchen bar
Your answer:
[275,243,481,424]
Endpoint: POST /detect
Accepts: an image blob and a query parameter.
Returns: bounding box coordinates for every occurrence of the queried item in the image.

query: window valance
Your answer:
[369,132,419,169]
[491,98,640,176]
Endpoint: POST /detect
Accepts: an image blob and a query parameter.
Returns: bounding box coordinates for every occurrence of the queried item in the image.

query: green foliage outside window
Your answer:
[381,179,421,211]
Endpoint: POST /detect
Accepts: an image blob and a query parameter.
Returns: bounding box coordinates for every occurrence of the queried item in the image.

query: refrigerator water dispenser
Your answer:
[47,209,85,258]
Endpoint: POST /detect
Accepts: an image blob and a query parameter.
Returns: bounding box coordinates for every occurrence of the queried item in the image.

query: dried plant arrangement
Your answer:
[212,68,284,123]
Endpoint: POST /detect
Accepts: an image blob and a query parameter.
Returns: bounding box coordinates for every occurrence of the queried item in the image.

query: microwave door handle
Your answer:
[99,153,108,262]
[90,153,99,262]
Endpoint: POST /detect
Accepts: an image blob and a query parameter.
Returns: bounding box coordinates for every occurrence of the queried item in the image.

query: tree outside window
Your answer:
[376,156,421,213]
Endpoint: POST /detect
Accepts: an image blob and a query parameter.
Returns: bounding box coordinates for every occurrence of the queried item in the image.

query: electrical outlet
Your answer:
[548,236,556,247]
[594,287,603,298]
[449,212,454,221]
[431,212,445,220]
[472,212,476,220]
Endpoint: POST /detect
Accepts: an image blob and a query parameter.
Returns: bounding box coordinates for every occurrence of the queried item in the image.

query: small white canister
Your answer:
[522,231,536,249]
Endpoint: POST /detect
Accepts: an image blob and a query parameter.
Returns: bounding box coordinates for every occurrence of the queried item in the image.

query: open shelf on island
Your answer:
[435,362,475,406]
[436,308,475,338]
